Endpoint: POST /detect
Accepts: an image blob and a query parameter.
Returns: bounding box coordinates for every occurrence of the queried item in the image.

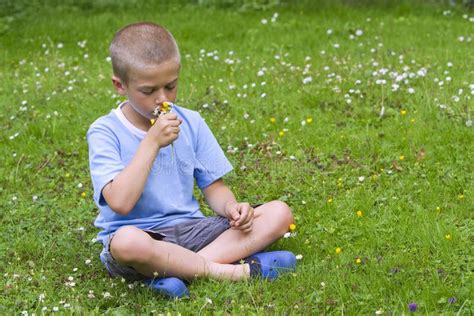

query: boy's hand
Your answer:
[149,112,182,148]
[224,202,259,233]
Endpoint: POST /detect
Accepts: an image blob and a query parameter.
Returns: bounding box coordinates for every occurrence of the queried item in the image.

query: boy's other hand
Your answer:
[149,112,182,148]
[225,202,260,233]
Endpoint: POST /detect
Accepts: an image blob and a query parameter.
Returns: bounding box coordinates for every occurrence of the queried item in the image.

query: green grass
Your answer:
[0,1,473,314]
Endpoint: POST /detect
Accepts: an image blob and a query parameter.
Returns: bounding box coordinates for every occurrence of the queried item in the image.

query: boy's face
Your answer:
[112,60,180,117]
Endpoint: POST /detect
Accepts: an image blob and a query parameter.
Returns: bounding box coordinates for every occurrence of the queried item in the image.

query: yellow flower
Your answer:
[289,223,296,231]
[65,173,71,178]
[306,117,313,124]
[445,234,451,240]
[356,210,363,217]
[400,110,407,116]
[150,119,156,125]
[436,206,441,213]
[399,155,405,161]
[162,101,172,113]
[410,118,416,123]
[457,194,464,200]
[270,117,276,123]
[279,131,285,137]
[335,247,342,254]
[327,197,333,203]
[81,192,86,198]
[355,258,361,264]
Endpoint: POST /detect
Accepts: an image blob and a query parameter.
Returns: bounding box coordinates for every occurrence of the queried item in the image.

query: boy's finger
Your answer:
[239,220,253,230]
[237,206,249,224]
[163,112,178,120]
[230,207,240,222]
[238,205,254,224]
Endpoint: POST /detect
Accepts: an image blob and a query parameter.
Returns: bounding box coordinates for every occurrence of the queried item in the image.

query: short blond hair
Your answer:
[109,22,180,83]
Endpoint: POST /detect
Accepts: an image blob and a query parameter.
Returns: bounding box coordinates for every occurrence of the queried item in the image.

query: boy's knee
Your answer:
[110,226,152,265]
[268,200,294,233]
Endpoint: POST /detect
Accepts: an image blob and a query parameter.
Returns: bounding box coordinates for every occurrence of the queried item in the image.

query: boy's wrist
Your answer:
[143,133,162,152]
[224,200,238,218]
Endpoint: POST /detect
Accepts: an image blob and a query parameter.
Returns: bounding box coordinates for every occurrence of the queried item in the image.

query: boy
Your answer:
[87,22,297,298]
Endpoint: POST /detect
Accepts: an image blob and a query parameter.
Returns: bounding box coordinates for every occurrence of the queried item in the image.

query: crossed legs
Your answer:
[109,200,294,282]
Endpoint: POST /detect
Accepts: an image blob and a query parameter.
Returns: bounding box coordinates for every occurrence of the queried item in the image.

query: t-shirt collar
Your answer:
[113,101,147,138]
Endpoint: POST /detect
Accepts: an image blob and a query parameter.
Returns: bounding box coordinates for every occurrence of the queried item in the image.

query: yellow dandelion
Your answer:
[356,210,363,217]
[436,207,441,213]
[279,131,285,137]
[81,192,86,198]
[306,117,313,124]
[162,101,172,113]
[457,194,464,200]
[399,155,405,161]
[289,223,296,231]
[355,258,361,264]
[400,110,407,116]
[335,247,342,254]
[445,234,451,240]
[270,117,276,123]
[327,197,333,203]
[150,119,156,125]
[65,173,71,178]
[410,118,416,123]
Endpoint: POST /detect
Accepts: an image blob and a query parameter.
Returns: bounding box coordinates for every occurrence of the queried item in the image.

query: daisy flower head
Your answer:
[150,101,174,125]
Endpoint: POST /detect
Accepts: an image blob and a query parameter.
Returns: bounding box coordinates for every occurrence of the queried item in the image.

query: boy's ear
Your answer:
[112,75,127,96]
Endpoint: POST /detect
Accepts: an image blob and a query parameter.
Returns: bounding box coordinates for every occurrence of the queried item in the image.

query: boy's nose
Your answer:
[154,91,168,105]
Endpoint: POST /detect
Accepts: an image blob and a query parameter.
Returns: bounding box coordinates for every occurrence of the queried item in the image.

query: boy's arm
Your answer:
[102,113,181,215]
[101,135,160,215]
[202,179,256,232]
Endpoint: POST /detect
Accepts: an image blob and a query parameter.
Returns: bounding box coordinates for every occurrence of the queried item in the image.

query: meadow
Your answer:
[0,0,472,314]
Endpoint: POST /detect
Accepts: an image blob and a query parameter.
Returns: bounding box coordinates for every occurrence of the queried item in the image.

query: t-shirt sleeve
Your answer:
[193,114,233,189]
[87,124,124,207]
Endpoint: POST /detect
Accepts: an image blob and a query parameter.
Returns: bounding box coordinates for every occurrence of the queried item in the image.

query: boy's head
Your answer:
[109,22,181,118]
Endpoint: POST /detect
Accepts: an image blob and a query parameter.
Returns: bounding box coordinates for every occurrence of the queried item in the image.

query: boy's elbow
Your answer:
[108,200,132,216]
[109,205,132,216]
[102,186,133,216]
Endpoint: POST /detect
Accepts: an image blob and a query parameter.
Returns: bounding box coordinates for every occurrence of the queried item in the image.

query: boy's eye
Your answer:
[166,85,176,90]
[142,90,153,95]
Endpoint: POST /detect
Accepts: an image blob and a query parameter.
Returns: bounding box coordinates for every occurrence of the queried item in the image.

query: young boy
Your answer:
[87,22,297,298]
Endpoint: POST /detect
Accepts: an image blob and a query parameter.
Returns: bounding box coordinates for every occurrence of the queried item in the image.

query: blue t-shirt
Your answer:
[87,102,233,245]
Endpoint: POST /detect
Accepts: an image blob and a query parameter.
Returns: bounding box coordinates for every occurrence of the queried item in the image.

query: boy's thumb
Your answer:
[230,208,240,220]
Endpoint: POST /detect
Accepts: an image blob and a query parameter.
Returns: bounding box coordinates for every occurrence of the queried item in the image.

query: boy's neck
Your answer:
[121,102,152,132]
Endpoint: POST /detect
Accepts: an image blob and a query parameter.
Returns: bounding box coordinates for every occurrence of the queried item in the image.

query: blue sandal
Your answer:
[143,277,189,298]
[245,250,297,281]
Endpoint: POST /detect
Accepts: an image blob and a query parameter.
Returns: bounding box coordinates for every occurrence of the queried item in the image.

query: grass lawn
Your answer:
[0,0,472,314]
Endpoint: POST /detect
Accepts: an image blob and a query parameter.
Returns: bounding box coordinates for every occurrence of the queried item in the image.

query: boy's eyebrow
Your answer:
[139,78,179,89]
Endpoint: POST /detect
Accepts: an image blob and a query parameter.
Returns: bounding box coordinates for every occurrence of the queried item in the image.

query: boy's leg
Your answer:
[197,200,294,264]
[109,225,250,282]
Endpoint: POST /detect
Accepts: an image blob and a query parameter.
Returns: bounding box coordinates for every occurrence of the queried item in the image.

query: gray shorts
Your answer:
[99,215,231,281]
